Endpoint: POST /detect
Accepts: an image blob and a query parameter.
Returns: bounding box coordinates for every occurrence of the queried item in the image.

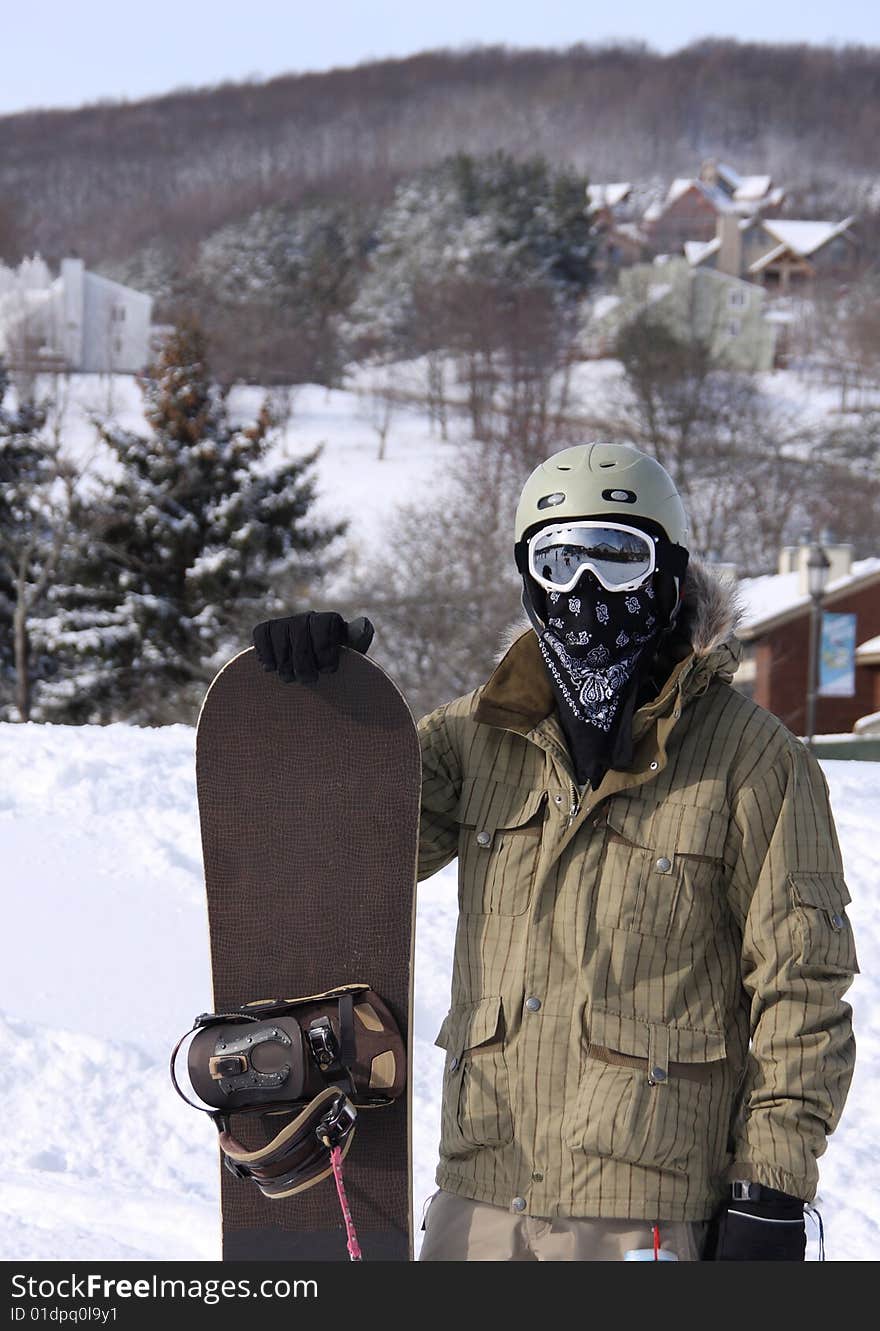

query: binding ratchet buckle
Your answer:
[307,1016,339,1070]
[317,1094,357,1149]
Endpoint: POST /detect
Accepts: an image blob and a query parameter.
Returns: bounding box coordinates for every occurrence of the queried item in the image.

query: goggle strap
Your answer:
[664,543,689,579]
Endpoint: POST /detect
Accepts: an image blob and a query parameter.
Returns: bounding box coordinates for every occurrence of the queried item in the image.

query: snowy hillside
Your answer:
[39,360,852,560]
[42,370,462,558]
[1,721,876,1261]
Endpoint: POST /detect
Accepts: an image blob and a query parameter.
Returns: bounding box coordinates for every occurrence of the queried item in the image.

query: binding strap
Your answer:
[169,1011,262,1114]
[219,1087,357,1200]
[338,992,355,1071]
[305,992,357,1097]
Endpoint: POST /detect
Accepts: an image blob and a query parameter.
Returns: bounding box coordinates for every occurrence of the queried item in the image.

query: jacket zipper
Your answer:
[567,782,580,828]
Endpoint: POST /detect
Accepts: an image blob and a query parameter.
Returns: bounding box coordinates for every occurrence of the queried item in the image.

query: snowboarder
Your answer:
[253,441,857,1261]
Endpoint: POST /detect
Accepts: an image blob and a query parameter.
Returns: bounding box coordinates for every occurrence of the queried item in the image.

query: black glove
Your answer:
[252,612,374,685]
[705,1185,806,1261]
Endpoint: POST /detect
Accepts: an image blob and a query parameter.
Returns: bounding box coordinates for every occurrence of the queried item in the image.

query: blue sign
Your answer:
[819,613,857,697]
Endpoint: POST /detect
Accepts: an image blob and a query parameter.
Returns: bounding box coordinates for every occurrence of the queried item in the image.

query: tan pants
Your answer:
[419,1190,707,1262]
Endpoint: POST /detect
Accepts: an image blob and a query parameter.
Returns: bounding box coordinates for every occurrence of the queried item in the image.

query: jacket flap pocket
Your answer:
[604,798,727,860]
[434,995,504,1054]
[456,777,546,834]
[789,870,851,914]
[588,1007,726,1064]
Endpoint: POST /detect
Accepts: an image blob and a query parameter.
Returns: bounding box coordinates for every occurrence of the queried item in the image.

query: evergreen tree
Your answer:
[345,151,595,359]
[43,321,344,723]
[0,363,63,721]
[192,203,363,385]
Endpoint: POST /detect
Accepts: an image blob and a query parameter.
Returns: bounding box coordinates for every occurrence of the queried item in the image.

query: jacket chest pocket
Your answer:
[596,798,729,943]
[457,777,547,917]
[434,995,513,1158]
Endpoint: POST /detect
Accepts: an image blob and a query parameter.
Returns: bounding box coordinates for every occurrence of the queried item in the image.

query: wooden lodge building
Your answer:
[734,544,880,736]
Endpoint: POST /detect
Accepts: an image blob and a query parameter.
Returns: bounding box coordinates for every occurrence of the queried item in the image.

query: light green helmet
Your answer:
[514,442,689,548]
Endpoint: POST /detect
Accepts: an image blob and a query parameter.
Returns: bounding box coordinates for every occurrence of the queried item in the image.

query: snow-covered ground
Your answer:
[41,370,463,558]
[37,357,859,560]
[3,365,876,1260]
[1,722,875,1261]
[0,720,454,1262]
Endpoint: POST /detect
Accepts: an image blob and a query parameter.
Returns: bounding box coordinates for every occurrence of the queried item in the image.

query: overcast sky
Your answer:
[3,0,878,115]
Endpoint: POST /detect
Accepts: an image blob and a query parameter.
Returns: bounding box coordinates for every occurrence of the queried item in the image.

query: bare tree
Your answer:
[607,306,734,492]
[410,280,453,440]
[442,277,581,464]
[803,279,880,412]
[346,442,524,718]
[684,392,818,572]
[356,365,399,461]
[0,200,27,265]
[597,306,827,572]
[844,277,880,395]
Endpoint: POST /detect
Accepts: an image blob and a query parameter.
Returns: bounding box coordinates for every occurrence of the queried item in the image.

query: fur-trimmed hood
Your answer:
[478,559,743,735]
[676,557,742,657]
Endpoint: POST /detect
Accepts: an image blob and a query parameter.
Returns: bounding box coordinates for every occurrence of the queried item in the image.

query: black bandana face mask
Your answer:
[534,569,676,789]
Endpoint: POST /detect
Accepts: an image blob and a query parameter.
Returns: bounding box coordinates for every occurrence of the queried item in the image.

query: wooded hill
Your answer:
[2,40,879,269]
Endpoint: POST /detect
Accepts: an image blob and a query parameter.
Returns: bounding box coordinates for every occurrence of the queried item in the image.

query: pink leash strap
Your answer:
[329,1144,362,1261]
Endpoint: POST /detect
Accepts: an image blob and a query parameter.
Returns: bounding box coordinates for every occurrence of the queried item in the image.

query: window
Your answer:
[726,319,742,337]
[727,287,747,308]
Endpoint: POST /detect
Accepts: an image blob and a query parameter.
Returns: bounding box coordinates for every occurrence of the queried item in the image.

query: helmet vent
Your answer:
[598,461,616,468]
[556,465,571,471]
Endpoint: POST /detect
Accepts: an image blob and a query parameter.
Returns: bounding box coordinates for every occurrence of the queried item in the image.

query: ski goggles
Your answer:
[526,521,657,594]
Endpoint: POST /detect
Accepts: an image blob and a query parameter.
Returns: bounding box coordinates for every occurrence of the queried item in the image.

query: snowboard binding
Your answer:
[171,983,405,1233]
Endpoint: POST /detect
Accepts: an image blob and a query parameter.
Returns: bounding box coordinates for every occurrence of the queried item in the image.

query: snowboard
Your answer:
[195,645,421,1261]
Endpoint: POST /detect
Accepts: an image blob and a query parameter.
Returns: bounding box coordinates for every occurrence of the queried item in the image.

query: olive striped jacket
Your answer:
[416,565,857,1220]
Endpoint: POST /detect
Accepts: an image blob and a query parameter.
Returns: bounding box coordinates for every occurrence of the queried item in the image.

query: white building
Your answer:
[587,255,777,371]
[0,256,153,374]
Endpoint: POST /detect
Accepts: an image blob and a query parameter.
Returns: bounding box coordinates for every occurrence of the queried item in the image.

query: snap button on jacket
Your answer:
[416,566,857,1221]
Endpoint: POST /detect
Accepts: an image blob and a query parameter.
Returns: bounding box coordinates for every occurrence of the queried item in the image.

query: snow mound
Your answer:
[0,1010,218,1261]
[1,722,877,1259]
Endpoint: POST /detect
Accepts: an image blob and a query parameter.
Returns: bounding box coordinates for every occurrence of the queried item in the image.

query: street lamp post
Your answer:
[805,541,831,751]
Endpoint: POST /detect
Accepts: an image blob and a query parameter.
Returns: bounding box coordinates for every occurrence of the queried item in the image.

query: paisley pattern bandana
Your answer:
[536,572,669,788]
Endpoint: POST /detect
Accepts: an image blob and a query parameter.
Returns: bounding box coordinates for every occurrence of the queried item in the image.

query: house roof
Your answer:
[591,293,622,322]
[856,634,880,665]
[613,221,647,244]
[650,167,783,233]
[714,164,781,204]
[695,181,736,213]
[748,242,789,275]
[662,179,733,214]
[646,281,673,305]
[715,163,742,190]
[587,182,632,210]
[733,174,772,202]
[760,217,856,257]
[684,237,721,266]
[737,558,880,638]
[668,178,695,204]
